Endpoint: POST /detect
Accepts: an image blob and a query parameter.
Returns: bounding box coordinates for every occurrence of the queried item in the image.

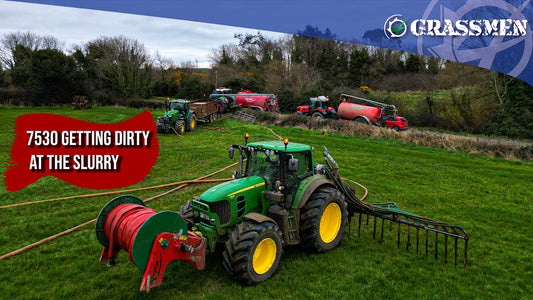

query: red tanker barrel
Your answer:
[338,101,380,123]
[235,91,277,112]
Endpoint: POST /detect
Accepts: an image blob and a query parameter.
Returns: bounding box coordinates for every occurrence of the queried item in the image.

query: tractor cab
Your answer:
[309,95,329,111]
[166,99,190,116]
[230,139,314,207]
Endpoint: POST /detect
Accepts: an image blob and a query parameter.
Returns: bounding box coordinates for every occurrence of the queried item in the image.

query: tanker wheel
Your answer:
[300,186,348,252]
[175,120,185,134]
[354,117,369,125]
[187,114,197,131]
[223,220,283,285]
[312,112,323,120]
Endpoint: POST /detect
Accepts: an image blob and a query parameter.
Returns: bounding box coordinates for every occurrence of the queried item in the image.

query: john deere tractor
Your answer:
[156,99,197,134]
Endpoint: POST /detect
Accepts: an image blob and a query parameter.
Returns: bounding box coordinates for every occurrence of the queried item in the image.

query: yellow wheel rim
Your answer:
[252,238,277,275]
[320,203,342,243]
[181,124,185,133]
[191,117,195,128]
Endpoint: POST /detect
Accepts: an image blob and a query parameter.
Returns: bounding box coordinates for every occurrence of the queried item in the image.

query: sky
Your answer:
[0,0,284,68]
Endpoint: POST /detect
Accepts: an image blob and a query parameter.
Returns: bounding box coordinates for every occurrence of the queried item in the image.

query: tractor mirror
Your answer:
[288,158,299,171]
[229,147,234,159]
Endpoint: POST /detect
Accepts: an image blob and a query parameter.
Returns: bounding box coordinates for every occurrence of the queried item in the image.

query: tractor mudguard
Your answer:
[243,212,278,227]
[293,177,336,210]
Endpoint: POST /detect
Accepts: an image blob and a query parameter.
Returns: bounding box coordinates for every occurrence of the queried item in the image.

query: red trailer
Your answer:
[338,94,408,131]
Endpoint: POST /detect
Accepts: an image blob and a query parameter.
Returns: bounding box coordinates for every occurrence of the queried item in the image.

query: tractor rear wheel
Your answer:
[175,120,185,134]
[223,220,283,285]
[187,114,197,131]
[300,186,347,252]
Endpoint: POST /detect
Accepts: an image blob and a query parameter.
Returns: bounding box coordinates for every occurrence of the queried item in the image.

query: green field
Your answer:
[0,107,531,299]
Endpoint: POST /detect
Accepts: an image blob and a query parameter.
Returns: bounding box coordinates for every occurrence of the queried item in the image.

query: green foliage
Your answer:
[0,107,531,299]
[405,54,423,73]
[10,46,85,105]
[485,78,533,139]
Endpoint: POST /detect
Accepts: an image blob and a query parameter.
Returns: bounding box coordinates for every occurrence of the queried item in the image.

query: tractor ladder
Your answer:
[322,147,469,266]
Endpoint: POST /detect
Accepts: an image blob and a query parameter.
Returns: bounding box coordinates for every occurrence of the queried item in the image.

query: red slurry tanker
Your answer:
[234,90,278,112]
[338,94,408,131]
[209,89,278,112]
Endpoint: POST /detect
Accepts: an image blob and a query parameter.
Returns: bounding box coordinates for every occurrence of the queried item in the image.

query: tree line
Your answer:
[0,30,531,139]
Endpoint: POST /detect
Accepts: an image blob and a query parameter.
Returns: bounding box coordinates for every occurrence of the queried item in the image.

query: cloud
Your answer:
[0,0,283,68]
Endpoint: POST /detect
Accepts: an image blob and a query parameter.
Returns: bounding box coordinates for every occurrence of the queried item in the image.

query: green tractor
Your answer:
[156,99,197,134]
[96,135,469,291]
[189,137,348,284]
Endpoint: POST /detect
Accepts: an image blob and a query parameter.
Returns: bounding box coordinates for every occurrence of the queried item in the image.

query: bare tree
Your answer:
[1,31,64,69]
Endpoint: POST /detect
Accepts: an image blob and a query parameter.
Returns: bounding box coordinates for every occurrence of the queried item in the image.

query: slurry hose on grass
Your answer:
[0,162,239,261]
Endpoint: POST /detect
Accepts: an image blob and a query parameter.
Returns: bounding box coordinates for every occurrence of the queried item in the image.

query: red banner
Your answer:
[4,111,159,191]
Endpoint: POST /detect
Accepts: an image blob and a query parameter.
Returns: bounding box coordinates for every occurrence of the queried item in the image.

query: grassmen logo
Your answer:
[417,0,532,79]
[384,14,408,39]
[411,18,528,37]
[385,15,528,38]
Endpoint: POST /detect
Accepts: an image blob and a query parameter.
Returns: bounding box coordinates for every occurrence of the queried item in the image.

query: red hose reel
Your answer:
[95,195,206,291]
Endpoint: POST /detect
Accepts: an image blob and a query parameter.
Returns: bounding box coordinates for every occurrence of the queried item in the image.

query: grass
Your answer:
[1,107,532,299]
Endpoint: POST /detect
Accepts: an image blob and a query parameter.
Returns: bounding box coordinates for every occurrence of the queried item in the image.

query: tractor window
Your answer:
[246,150,280,190]
[170,102,186,111]
[289,152,311,177]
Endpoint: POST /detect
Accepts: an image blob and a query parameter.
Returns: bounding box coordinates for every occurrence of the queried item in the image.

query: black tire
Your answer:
[223,220,283,285]
[393,125,400,131]
[175,120,185,134]
[354,117,369,125]
[300,186,348,252]
[312,112,323,120]
[221,103,229,114]
[187,114,197,131]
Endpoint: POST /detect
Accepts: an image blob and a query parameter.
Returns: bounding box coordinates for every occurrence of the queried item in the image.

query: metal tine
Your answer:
[366,214,369,225]
[358,213,362,236]
[425,229,429,256]
[407,225,411,251]
[443,227,449,264]
[435,228,439,260]
[465,239,469,267]
[454,237,458,266]
[416,227,420,254]
[380,218,385,243]
[397,223,401,248]
[373,216,377,240]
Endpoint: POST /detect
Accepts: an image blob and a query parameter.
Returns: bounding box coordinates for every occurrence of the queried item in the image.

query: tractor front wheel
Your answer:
[300,186,348,252]
[312,112,323,120]
[175,120,185,134]
[223,220,283,285]
[187,114,197,131]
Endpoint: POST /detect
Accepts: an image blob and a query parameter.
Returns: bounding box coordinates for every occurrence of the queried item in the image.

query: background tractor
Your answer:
[95,135,468,291]
[295,96,338,119]
[156,99,217,134]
